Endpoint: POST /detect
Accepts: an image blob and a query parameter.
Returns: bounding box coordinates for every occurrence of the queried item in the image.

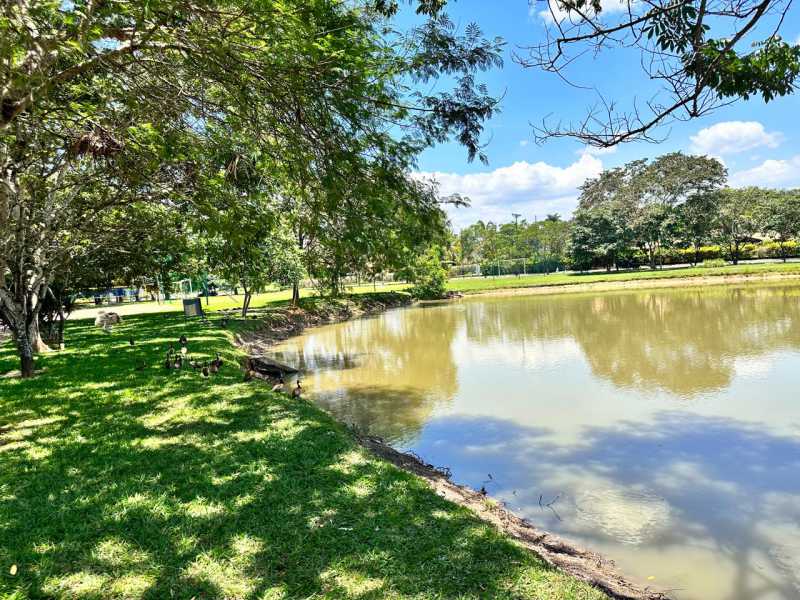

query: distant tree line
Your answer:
[450,153,800,274]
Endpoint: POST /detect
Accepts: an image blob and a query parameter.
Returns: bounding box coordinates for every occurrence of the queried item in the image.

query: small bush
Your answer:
[700,258,727,268]
[409,248,448,299]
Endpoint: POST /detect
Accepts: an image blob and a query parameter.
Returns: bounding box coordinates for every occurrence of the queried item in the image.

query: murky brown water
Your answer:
[270,284,800,600]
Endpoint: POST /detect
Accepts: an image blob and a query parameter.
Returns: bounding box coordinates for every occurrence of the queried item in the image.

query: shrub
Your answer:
[700,258,727,268]
[409,248,448,299]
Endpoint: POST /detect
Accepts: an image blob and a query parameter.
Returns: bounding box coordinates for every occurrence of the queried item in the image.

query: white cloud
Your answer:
[536,0,634,24]
[416,153,604,229]
[729,155,800,188]
[576,145,617,157]
[690,121,782,157]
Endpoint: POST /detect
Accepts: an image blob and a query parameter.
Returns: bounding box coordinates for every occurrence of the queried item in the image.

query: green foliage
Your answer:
[1,0,503,374]
[409,248,448,299]
[695,39,800,103]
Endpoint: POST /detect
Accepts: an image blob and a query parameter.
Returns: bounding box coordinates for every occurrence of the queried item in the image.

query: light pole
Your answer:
[512,213,524,276]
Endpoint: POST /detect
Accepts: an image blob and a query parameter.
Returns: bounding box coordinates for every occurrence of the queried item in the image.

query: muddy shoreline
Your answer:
[236,290,672,600]
[233,292,414,356]
[359,435,669,600]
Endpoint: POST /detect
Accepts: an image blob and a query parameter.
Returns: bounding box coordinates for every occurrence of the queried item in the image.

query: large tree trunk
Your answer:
[0,286,46,377]
[15,329,35,377]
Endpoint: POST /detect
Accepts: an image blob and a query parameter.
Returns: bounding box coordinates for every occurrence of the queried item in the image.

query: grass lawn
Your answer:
[447,260,800,294]
[71,283,411,320]
[0,313,605,600]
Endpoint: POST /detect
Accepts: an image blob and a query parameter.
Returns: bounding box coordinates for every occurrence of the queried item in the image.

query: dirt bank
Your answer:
[234,292,414,356]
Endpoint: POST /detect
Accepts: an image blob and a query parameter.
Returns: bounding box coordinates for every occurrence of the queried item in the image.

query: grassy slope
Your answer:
[0,313,604,600]
[447,261,800,294]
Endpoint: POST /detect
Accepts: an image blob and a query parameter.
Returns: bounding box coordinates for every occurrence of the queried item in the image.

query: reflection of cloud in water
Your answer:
[411,412,800,600]
[732,355,776,378]
[452,336,581,372]
[574,488,671,545]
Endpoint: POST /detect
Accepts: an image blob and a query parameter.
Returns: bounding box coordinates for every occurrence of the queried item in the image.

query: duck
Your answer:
[211,353,222,369]
[173,354,183,370]
[291,380,303,398]
[271,377,285,393]
[129,336,135,346]
[209,361,219,375]
[179,335,188,347]
[243,359,257,382]
[164,353,173,370]
[189,356,201,370]
[201,364,210,378]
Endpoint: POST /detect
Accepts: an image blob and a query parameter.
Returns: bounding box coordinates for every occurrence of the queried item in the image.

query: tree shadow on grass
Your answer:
[0,316,602,600]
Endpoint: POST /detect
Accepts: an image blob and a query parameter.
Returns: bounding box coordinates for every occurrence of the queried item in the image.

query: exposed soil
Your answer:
[359,435,670,600]
[234,292,414,356]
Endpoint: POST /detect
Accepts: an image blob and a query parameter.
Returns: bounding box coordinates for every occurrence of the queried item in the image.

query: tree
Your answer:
[207,225,303,318]
[714,188,764,264]
[409,247,448,300]
[520,0,800,146]
[570,201,634,270]
[676,192,722,265]
[572,160,640,270]
[759,190,800,261]
[531,217,570,272]
[635,153,726,268]
[1,0,503,376]
[570,153,725,271]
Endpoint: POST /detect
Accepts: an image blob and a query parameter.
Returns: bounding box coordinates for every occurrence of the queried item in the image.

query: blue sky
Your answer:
[407,0,800,228]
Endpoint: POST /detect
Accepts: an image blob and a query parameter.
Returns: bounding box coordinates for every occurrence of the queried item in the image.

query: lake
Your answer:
[269,283,800,600]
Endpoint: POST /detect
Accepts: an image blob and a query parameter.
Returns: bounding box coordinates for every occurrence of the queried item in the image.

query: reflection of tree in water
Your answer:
[271,305,460,444]
[464,286,800,396]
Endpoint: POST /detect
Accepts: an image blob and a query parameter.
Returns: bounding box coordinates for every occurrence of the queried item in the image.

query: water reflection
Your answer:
[271,306,461,442]
[463,285,800,395]
[269,284,800,600]
[412,412,800,600]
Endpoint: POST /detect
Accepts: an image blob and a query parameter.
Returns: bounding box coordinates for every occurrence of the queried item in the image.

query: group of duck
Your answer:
[243,359,303,397]
[156,335,302,396]
[162,335,223,378]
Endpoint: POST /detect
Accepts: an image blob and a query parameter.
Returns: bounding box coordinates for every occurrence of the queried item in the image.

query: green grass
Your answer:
[447,261,800,294]
[0,314,605,600]
[72,283,411,318]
